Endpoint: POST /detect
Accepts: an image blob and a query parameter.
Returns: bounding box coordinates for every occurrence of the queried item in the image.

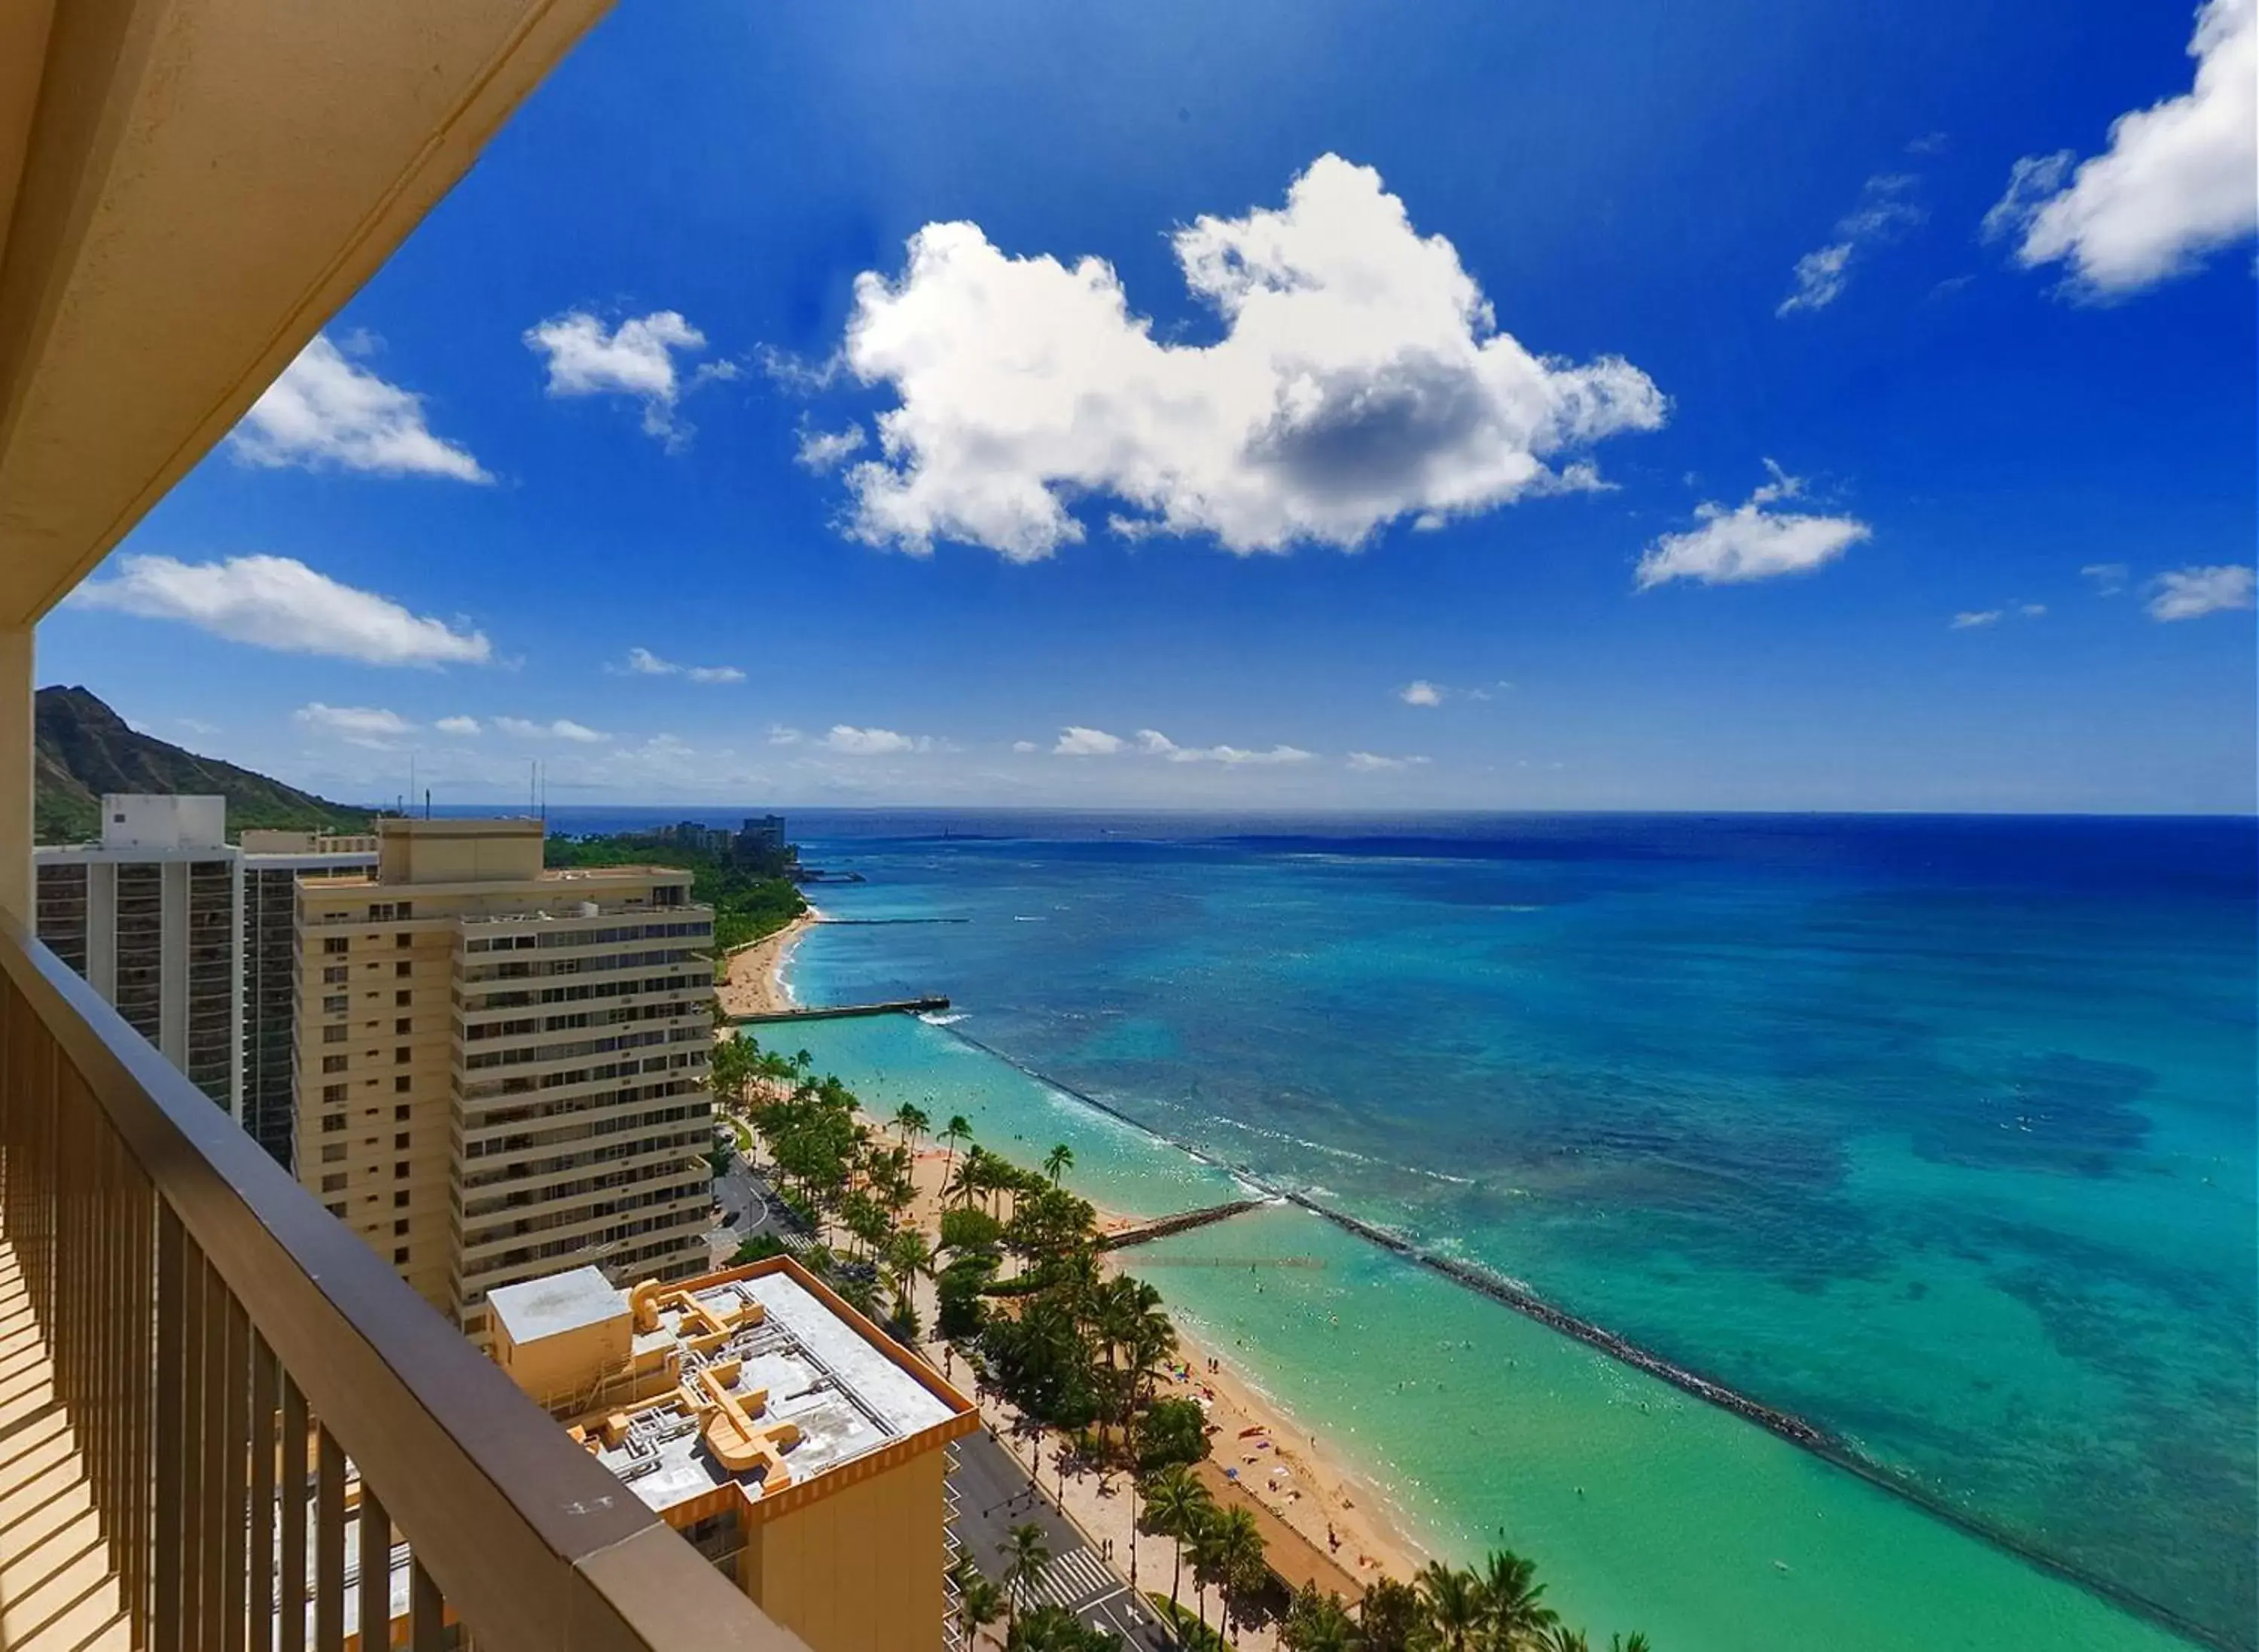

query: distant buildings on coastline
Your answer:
[635,812,798,876]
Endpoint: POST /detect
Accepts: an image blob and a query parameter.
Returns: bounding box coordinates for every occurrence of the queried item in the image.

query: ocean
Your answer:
[559,807,2257,1649]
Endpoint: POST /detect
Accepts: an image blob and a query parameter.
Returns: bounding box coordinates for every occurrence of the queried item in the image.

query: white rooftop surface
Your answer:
[487,1263,627,1345]
[597,1272,957,1514]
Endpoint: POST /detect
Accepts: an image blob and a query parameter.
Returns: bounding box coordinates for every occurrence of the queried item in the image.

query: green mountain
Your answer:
[35,685,372,844]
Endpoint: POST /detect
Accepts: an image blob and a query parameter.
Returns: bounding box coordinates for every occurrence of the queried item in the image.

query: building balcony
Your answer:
[0,918,806,1651]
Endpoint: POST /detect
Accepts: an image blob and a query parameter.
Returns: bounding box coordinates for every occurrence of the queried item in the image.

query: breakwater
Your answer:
[919,1016,2216,1647]
[730,996,950,1026]
[1099,1198,1264,1250]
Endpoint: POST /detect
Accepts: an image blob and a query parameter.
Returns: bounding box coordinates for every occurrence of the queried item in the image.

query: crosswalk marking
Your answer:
[1030,1547,1117,1608]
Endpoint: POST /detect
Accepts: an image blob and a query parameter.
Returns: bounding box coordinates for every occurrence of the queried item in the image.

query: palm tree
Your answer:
[1001,1522,1052,1635]
[893,1101,931,1148]
[1042,1142,1075,1185]
[1544,1631,1590,1652]
[1200,1504,1264,1647]
[941,1113,974,1176]
[1478,1550,1557,1648]
[1280,1586,1357,1652]
[1607,1638,1651,1652]
[1416,1562,1486,1652]
[1142,1467,1212,1635]
[959,1574,1005,1648]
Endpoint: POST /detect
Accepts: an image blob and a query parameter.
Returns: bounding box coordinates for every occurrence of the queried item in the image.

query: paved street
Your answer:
[949,1427,1169,1648]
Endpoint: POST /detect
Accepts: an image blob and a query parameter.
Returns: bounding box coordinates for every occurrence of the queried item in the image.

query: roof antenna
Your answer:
[424,788,431,820]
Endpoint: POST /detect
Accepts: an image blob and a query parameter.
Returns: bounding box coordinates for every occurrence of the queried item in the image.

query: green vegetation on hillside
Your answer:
[544,835,804,951]
[35,684,371,843]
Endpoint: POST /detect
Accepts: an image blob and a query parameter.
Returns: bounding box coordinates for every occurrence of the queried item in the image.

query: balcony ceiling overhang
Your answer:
[0,0,613,631]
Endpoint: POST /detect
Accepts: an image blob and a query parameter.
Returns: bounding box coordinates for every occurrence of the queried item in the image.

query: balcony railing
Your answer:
[0,916,805,1651]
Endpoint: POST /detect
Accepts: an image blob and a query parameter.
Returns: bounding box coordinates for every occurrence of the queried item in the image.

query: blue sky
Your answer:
[39,0,2258,812]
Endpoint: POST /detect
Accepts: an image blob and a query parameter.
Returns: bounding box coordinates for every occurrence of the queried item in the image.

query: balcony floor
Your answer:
[0,1242,130,1651]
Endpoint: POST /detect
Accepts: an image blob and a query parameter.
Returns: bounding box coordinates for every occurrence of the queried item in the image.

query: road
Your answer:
[949,1427,1170,1648]
[703,1155,780,1265]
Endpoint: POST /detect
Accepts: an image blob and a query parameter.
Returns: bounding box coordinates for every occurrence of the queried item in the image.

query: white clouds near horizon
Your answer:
[1398,680,1444,707]
[1636,465,1871,589]
[495,716,608,743]
[294,704,413,745]
[1346,751,1431,771]
[822,725,937,755]
[2147,563,2255,620]
[829,154,1665,561]
[230,335,489,482]
[1778,173,1926,315]
[74,555,492,666]
[1986,0,2257,296]
[525,310,714,441]
[1046,726,1312,765]
[434,716,482,736]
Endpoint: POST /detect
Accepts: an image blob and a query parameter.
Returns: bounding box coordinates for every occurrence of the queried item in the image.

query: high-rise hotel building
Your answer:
[32,797,373,1150]
[292,816,718,1342]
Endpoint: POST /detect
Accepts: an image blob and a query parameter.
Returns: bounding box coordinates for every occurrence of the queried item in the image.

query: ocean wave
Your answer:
[918,1010,968,1026]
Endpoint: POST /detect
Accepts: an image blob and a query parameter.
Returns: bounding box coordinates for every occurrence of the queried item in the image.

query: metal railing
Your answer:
[0,916,806,1651]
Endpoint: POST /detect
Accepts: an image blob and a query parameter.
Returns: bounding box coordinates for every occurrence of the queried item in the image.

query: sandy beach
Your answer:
[889,1135,1428,1623]
[716,907,821,1018]
[725,937,1427,1634]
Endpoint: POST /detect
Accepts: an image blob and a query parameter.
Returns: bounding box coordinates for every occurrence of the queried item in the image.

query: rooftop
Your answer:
[488,1264,628,1346]
[573,1266,971,1518]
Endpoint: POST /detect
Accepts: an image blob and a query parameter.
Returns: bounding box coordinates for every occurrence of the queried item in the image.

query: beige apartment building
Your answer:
[485,1259,980,1652]
[294,816,719,1338]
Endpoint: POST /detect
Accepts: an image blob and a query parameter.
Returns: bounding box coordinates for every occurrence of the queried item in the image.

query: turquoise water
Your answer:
[728,811,2254,1647]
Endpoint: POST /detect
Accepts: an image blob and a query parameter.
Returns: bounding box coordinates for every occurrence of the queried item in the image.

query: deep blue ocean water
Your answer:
[553,808,2257,1642]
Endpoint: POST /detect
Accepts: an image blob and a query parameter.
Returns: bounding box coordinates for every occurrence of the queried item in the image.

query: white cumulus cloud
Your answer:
[434,715,481,736]
[1636,464,1872,589]
[795,425,867,471]
[230,334,489,481]
[830,154,1665,561]
[1951,610,2003,629]
[1346,751,1431,771]
[823,725,934,755]
[74,554,491,666]
[1399,680,1444,707]
[494,717,608,743]
[617,646,745,684]
[2147,563,2256,620]
[2081,562,2131,595]
[294,703,412,744]
[1985,0,2257,296]
[1053,727,1125,756]
[1778,174,1926,317]
[525,309,712,440]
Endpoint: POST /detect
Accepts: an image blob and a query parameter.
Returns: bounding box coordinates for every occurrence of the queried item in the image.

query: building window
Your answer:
[322,1174,346,1193]
[323,965,349,985]
[395,1163,409,1179]
[394,1076,412,1093]
[323,995,348,1013]
[395,1133,410,1151]
[397,903,413,920]
[325,1202,346,1220]
[394,1219,410,1236]
[395,990,412,1007]
[322,1056,347,1075]
[393,1191,410,1209]
[395,1047,410,1063]
[321,1145,346,1165]
[395,1018,412,1035]
[323,937,349,956]
[395,1105,411,1121]
[393,1247,409,1265]
[396,933,412,949]
[395,961,412,979]
[322,1085,349,1106]
[322,1025,348,1045]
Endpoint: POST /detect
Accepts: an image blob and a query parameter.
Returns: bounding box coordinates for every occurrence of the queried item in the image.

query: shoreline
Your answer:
[716,905,822,1018]
[757,938,2215,1647]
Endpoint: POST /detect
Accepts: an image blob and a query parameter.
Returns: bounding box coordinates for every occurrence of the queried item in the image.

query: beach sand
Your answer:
[716,907,820,1018]
[884,1135,1430,1627]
